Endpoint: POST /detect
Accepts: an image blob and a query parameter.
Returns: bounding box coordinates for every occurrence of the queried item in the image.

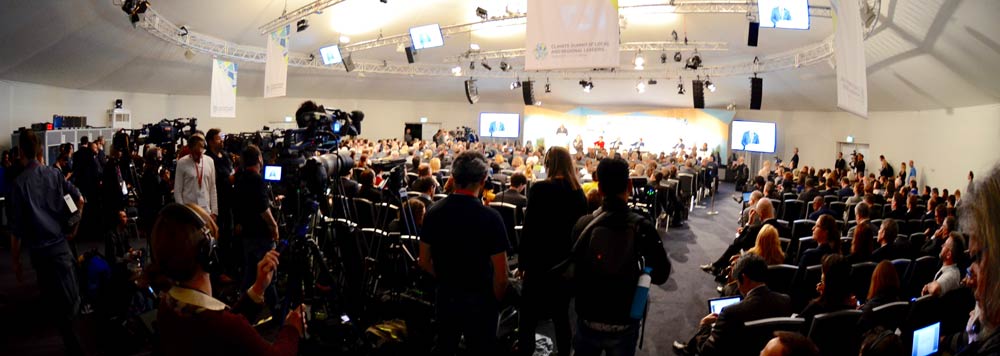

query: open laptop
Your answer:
[707,296,742,314]
[911,322,940,356]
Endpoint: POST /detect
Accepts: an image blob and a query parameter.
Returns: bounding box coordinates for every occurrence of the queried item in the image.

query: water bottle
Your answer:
[630,267,653,319]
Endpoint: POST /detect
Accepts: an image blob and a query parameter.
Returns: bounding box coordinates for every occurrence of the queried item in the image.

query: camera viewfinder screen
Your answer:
[264,165,282,182]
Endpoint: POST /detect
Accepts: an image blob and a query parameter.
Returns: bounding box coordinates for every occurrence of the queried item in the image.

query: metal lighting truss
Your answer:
[136,1,856,80]
[448,41,728,62]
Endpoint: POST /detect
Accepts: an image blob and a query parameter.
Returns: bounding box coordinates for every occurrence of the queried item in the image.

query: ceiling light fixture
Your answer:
[660,53,667,64]
[511,77,522,90]
[481,58,492,71]
[685,50,702,70]
[476,7,488,20]
[121,0,150,27]
[500,60,510,72]
[671,30,679,42]
[636,79,646,93]
[634,50,645,70]
[648,79,658,85]
[545,78,552,93]
[677,76,686,95]
[339,35,351,43]
[296,19,310,32]
[451,66,462,76]
[674,51,682,62]
[469,60,475,70]
[705,76,716,92]
[470,43,480,51]
[579,78,594,93]
[178,26,189,37]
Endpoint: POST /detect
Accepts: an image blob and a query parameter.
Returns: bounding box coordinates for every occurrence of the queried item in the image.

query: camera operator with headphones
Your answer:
[148,203,303,356]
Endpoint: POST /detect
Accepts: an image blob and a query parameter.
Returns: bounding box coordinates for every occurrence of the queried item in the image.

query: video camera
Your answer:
[449,126,478,143]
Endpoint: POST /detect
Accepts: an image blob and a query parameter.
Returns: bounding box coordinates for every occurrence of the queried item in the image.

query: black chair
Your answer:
[870,219,883,231]
[433,194,448,201]
[881,205,893,219]
[782,192,798,201]
[406,191,422,199]
[678,173,696,212]
[794,237,818,265]
[871,301,910,331]
[836,220,848,237]
[766,264,798,295]
[903,295,942,335]
[907,219,925,235]
[779,238,791,255]
[375,203,399,230]
[846,220,858,237]
[846,204,857,222]
[782,200,805,221]
[870,204,883,219]
[743,317,806,355]
[352,198,377,230]
[891,259,912,286]
[830,202,846,218]
[489,202,520,252]
[850,262,877,303]
[905,256,940,298]
[940,288,976,335]
[824,195,838,205]
[839,237,852,255]
[808,309,863,356]
[791,219,816,239]
[909,233,927,257]
[793,264,823,311]
[922,218,936,231]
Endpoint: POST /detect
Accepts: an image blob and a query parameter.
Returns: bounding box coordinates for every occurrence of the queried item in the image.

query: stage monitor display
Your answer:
[912,322,940,356]
[758,0,811,30]
[480,113,520,138]
[319,45,343,65]
[731,120,777,153]
[409,24,444,50]
[264,165,283,182]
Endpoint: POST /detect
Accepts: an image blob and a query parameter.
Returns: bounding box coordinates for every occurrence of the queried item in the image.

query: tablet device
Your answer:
[264,165,282,182]
[707,296,742,314]
[911,322,940,356]
[742,191,752,202]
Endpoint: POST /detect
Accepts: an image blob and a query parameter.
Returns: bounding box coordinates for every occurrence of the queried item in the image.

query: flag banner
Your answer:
[832,0,869,118]
[210,59,237,118]
[264,24,290,98]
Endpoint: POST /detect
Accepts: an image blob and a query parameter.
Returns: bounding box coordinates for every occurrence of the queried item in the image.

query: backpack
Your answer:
[555,209,645,285]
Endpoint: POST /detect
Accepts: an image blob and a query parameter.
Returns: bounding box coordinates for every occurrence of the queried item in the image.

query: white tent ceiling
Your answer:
[0,0,998,111]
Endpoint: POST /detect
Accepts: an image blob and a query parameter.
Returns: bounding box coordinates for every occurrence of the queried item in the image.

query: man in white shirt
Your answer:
[174,134,218,218]
[922,232,966,297]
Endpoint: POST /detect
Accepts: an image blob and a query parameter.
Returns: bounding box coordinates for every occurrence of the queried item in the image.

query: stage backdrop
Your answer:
[523,106,735,160]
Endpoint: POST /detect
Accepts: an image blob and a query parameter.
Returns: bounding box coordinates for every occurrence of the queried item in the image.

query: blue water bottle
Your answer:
[630,267,653,319]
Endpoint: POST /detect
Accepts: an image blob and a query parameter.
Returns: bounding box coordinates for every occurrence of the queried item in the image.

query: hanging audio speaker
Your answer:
[748,22,760,47]
[405,46,416,64]
[692,80,705,109]
[465,79,479,104]
[342,54,355,72]
[522,81,536,105]
[750,77,763,110]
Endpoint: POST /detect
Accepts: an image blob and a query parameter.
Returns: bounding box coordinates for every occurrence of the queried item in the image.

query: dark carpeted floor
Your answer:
[0,183,741,355]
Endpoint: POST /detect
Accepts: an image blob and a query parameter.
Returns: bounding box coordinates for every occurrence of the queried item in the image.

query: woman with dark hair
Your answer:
[518,146,588,356]
[798,215,842,269]
[858,260,901,331]
[800,254,856,324]
[149,203,303,355]
[849,222,876,264]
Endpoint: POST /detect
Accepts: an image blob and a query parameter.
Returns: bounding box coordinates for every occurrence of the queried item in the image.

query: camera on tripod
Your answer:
[449,126,478,143]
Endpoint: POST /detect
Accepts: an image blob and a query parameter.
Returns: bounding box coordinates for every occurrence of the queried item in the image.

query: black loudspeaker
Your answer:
[750,77,763,110]
[405,46,416,64]
[464,79,479,104]
[748,22,760,47]
[692,80,705,109]
[522,81,535,105]
[343,54,355,72]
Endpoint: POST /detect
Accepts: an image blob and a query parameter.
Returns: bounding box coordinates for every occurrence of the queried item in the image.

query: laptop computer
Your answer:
[707,296,742,314]
[911,322,940,356]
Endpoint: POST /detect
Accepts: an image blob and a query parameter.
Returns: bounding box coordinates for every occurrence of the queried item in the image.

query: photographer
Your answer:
[149,203,303,356]
[233,145,280,308]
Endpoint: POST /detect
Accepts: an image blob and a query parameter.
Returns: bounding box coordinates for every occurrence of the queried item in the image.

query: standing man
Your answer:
[834,152,847,176]
[9,129,85,355]
[570,158,670,356]
[855,153,867,176]
[206,129,236,280]
[419,151,510,355]
[233,145,280,309]
[790,147,800,170]
[404,128,414,144]
[174,134,218,218]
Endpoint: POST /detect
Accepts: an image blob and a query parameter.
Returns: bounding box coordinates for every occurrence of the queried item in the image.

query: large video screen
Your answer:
[319,45,343,65]
[731,120,776,153]
[480,113,520,138]
[409,24,444,50]
[758,0,810,30]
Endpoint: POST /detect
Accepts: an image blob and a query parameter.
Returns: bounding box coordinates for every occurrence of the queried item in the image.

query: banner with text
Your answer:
[210,59,237,118]
[525,0,621,71]
[832,0,868,118]
[264,24,290,98]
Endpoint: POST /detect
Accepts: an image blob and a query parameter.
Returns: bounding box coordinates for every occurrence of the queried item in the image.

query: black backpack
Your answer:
[557,209,645,284]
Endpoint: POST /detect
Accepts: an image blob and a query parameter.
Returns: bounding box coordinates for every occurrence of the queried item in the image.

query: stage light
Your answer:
[121,0,150,27]
[633,51,645,70]
[705,76,716,92]
[476,7,488,20]
[510,78,522,90]
[660,53,667,64]
[380,0,387,3]
[579,79,594,93]
[178,26,189,37]
[685,50,702,70]
[339,35,351,43]
[671,30,678,41]
[545,78,551,93]
[677,76,685,95]
[500,60,510,72]
[481,59,492,71]
[636,79,646,94]
[297,19,310,32]
[674,52,682,62]
[469,61,475,70]
[647,79,658,85]
[451,66,462,76]
[470,43,480,51]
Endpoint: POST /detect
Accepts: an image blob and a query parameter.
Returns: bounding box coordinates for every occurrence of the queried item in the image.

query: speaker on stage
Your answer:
[465,79,479,104]
[405,46,416,64]
[522,81,536,105]
[692,80,705,109]
[750,77,763,110]
[748,22,760,47]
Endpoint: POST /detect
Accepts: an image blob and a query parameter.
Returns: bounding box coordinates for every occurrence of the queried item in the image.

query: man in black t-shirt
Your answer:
[419,151,510,355]
[233,145,279,308]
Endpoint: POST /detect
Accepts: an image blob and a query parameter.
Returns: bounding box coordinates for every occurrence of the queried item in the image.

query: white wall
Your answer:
[0,80,521,147]
[735,104,1000,192]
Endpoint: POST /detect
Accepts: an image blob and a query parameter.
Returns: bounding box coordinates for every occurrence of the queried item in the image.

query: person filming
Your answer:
[148,203,303,356]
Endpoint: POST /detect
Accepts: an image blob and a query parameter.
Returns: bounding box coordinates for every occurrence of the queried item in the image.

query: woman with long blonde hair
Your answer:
[747,224,786,265]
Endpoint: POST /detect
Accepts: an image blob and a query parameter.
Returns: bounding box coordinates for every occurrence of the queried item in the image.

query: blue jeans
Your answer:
[573,319,639,356]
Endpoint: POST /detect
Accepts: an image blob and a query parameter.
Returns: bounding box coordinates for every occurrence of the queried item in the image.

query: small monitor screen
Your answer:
[912,322,940,356]
[742,192,753,203]
[731,120,777,153]
[479,113,520,138]
[758,0,811,30]
[264,165,282,182]
[319,45,343,65]
[708,296,742,314]
[409,24,444,50]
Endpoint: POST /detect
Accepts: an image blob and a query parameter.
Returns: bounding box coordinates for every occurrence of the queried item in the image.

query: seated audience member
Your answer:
[872,218,909,261]
[702,198,787,275]
[799,254,855,324]
[808,196,836,221]
[922,215,956,257]
[738,191,764,227]
[859,327,904,356]
[855,202,873,229]
[886,193,907,220]
[760,331,820,356]
[410,176,437,208]
[905,195,923,220]
[848,222,876,264]
[386,198,425,236]
[358,169,383,203]
[780,172,795,194]
[921,232,967,297]
[429,157,444,184]
[798,178,821,203]
[494,172,527,210]
[837,177,854,198]
[673,254,792,356]
[150,204,303,356]
[763,182,780,200]
[718,225,787,296]
[797,215,841,269]
[922,198,939,221]
[823,177,840,197]
[858,261,902,331]
[845,182,865,205]
[339,167,360,198]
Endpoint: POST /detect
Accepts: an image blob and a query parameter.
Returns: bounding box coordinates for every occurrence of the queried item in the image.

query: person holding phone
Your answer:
[233,145,281,310]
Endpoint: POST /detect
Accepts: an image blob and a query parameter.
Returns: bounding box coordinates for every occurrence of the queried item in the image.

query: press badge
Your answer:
[64,194,78,214]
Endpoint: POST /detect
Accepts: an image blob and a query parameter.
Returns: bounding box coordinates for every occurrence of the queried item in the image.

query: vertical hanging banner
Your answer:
[525,0,621,71]
[831,0,868,118]
[210,59,238,118]
[264,24,290,98]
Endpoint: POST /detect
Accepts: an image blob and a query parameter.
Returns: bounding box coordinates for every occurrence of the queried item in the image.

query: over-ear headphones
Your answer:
[165,203,217,270]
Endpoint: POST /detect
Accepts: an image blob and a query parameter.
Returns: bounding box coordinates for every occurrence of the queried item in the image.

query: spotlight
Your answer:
[705,76,716,92]
[451,66,462,76]
[499,60,510,72]
[674,52,682,62]
[476,7,488,20]
[469,43,480,51]
[510,78,522,90]
[636,79,646,93]
[308,54,315,62]
[685,51,702,70]
[633,51,645,70]
[677,76,685,94]
[481,59,492,71]
[660,53,668,64]
[671,30,679,41]
[469,61,475,70]
[121,0,150,26]
[545,78,551,93]
[339,35,351,43]
[647,79,658,85]
[380,0,387,3]
[579,79,594,93]
[178,26,189,37]
[296,19,309,32]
